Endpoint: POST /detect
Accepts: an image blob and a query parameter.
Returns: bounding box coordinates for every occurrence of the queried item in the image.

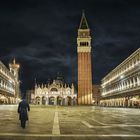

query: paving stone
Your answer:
[0,105,140,140]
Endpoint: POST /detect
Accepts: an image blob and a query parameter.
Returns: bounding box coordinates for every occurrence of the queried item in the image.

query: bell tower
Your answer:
[9,58,20,97]
[77,11,92,105]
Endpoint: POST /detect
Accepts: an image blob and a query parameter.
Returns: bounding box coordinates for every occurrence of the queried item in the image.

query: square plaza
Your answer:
[0,105,140,140]
[0,1,140,140]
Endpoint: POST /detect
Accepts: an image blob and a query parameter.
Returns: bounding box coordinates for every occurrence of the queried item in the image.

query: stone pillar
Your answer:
[132,100,134,107]
[130,79,133,88]
[65,98,68,106]
[121,83,124,90]
[127,80,130,88]
[40,97,42,105]
[124,82,127,89]
[122,99,125,107]
[119,84,121,91]
[54,97,57,105]
[71,98,74,106]
[133,77,136,87]
[128,99,131,107]
[60,99,63,106]
[46,97,48,105]
[137,75,140,86]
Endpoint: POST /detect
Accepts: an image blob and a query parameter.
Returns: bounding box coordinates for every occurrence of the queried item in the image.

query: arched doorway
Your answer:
[67,96,72,106]
[36,96,41,105]
[57,96,62,105]
[73,97,76,105]
[49,97,55,105]
[42,96,46,105]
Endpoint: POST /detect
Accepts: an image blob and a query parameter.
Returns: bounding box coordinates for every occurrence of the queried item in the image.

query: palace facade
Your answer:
[100,48,140,107]
[0,59,20,104]
[31,77,77,106]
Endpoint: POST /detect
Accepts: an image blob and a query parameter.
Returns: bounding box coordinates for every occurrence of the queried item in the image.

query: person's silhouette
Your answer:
[18,98,30,128]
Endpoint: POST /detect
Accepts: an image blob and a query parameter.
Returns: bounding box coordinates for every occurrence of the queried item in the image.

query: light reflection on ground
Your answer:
[0,105,140,140]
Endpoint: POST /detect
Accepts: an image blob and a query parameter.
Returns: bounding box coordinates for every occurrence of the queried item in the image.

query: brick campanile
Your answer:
[77,12,92,105]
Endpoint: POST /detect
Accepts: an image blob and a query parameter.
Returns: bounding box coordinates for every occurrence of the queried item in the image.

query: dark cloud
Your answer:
[0,0,140,92]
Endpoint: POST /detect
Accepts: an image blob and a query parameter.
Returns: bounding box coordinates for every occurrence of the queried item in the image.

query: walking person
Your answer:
[17,98,30,128]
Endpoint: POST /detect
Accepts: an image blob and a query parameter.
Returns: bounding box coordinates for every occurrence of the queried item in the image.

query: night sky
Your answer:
[0,0,140,93]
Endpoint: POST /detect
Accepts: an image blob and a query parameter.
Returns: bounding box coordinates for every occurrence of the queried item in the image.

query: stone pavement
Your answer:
[0,105,140,140]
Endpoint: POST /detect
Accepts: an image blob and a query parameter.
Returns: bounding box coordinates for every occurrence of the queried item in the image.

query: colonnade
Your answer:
[0,95,18,104]
[100,96,140,108]
[102,74,140,95]
[0,61,16,100]
[33,96,77,106]
[0,78,15,94]
[102,49,140,86]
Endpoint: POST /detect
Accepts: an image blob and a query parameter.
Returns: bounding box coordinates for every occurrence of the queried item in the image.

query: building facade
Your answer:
[0,59,20,104]
[77,12,93,105]
[100,48,140,108]
[31,78,77,105]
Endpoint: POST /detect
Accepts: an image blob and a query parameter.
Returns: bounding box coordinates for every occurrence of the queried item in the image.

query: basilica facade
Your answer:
[31,78,77,106]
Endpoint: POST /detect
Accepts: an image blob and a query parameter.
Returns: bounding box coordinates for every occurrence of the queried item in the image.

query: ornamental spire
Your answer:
[79,10,89,29]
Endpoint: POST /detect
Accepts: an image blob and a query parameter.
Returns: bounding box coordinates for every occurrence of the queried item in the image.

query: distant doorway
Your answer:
[57,96,62,105]
[49,97,55,105]
[36,96,41,105]
[67,96,72,105]
[42,96,46,105]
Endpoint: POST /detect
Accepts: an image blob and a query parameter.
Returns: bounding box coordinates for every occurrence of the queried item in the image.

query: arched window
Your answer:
[51,88,58,92]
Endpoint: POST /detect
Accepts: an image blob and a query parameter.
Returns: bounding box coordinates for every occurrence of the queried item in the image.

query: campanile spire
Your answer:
[79,10,89,29]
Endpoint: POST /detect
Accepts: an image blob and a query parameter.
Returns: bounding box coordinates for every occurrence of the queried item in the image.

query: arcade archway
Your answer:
[67,96,72,105]
[36,96,41,105]
[42,96,46,105]
[49,97,55,105]
[57,96,62,105]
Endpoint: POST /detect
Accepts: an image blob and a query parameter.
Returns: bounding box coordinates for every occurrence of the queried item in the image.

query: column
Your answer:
[54,97,57,105]
[40,97,42,105]
[133,77,136,87]
[124,82,126,89]
[128,99,131,107]
[137,75,140,86]
[65,98,68,106]
[122,98,125,107]
[132,100,134,108]
[46,97,48,105]
[71,98,74,106]
[130,79,132,88]
[127,80,129,89]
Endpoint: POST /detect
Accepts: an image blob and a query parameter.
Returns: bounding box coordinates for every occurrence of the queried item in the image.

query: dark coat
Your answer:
[18,100,30,121]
